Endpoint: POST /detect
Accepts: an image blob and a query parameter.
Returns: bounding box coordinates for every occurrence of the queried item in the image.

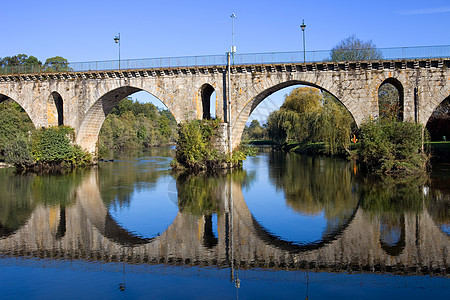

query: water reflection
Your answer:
[427,163,450,236]
[244,151,360,247]
[0,149,448,277]
[0,168,85,237]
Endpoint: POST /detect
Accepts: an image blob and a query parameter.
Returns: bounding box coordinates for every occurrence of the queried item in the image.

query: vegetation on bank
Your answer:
[0,96,177,171]
[5,126,92,171]
[266,87,356,156]
[98,98,177,158]
[358,119,428,174]
[171,119,254,172]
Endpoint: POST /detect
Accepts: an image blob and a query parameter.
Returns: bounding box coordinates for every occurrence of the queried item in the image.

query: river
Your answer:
[0,147,448,299]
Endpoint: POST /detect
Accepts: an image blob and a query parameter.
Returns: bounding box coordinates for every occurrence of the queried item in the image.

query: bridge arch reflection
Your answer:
[0,166,448,275]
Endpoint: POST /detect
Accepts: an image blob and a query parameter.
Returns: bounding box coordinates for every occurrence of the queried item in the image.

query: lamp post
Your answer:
[114,33,121,70]
[231,13,237,65]
[300,20,306,63]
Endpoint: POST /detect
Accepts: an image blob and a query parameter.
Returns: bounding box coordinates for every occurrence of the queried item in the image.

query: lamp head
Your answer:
[300,20,306,31]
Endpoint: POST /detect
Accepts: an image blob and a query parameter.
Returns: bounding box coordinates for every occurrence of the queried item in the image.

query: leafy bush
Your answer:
[173,119,253,172]
[359,119,428,174]
[4,136,34,167]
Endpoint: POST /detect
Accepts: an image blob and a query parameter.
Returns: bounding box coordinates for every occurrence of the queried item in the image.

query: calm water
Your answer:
[0,147,448,299]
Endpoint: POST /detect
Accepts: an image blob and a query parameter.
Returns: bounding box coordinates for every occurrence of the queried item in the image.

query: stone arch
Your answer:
[425,94,450,141]
[76,86,173,153]
[47,91,64,126]
[378,78,404,121]
[200,84,215,120]
[231,80,356,149]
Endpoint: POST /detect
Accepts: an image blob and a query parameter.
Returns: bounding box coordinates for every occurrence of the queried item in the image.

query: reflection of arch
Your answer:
[231,81,356,148]
[76,170,174,246]
[202,215,218,248]
[379,215,406,257]
[249,206,360,253]
[76,86,171,153]
[48,92,64,126]
[232,179,361,253]
[378,78,404,121]
[201,84,215,120]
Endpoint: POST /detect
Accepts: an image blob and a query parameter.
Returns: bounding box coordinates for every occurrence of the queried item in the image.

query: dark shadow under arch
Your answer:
[426,95,450,141]
[49,92,64,126]
[0,94,9,103]
[201,84,215,120]
[378,78,404,121]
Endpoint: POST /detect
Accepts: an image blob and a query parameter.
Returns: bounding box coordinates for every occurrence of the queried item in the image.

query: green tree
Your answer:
[44,56,71,72]
[243,119,266,140]
[330,35,382,62]
[359,119,427,174]
[266,87,354,155]
[0,100,34,158]
[0,54,42,74]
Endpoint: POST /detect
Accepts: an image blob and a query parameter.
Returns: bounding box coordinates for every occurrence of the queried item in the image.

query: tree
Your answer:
[0,54,42,74]
[378,83,402,121]
[243,119,266,140]
[267,87,355,154]
[330,35,382,62]
[44,56,71,72]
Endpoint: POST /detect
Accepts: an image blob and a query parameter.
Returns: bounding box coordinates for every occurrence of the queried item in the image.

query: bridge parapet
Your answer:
[1,58,449,83]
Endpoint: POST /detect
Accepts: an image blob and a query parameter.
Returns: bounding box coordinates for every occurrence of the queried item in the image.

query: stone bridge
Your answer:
[0,56,449,153]
[0,170,448,275]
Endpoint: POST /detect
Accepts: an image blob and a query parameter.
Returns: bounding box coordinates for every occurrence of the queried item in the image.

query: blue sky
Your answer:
[2,0,450,121]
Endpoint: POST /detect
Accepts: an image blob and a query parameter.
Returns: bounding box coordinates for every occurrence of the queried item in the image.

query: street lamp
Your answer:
[231,13,237,65]
[300,20,306,63]
[114,33,121,70]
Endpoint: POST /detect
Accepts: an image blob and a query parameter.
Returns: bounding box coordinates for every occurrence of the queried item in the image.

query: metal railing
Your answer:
[1,45,449,75]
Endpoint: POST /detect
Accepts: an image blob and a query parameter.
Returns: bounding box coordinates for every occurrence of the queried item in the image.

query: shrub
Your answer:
[174,119,253,172]
[359,119,428,174]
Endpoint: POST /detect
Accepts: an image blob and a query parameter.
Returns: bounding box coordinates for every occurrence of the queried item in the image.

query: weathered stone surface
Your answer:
[0,59,449,152]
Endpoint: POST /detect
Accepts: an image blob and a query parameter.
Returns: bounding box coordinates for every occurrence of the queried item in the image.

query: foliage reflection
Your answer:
[0,168,84,234]
[268,151,359,231]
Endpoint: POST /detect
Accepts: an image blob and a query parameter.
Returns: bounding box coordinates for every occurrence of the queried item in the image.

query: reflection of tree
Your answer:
[268,151,359,225]
[0,168,82,233]
[98,156,170,209]
[426,171,450,227]
[360,175,427,217]
[177,173,226,216]
[176,170,255,216]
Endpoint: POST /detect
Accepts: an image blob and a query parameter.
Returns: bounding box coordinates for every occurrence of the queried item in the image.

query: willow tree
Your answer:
[267,87,354,154]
